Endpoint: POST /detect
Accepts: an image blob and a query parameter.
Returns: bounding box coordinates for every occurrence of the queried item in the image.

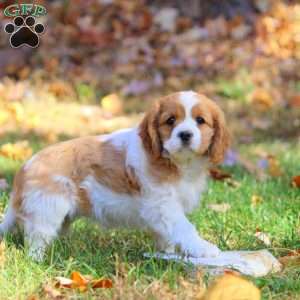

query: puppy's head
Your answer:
[139,91,230,165]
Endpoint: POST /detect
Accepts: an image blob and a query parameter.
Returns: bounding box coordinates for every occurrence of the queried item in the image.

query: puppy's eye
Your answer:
[166,116,176,126]
[196,116,205,125]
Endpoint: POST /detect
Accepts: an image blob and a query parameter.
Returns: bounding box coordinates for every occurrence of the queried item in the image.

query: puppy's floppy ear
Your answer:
[139,101,162,159]
[208,101,230,164]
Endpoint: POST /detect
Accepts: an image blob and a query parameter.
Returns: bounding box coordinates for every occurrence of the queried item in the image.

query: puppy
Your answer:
[0,91,230,261]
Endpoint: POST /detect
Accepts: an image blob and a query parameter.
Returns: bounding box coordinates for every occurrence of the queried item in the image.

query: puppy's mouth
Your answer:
[162,146,196,158]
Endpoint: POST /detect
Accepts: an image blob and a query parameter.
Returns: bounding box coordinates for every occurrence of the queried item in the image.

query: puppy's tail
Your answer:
[0,202,16,237]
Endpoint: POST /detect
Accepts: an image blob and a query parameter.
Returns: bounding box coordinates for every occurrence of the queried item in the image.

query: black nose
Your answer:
[178,131,193,143]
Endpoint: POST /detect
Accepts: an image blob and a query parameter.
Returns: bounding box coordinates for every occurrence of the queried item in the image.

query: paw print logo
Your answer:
[4,16,44,48]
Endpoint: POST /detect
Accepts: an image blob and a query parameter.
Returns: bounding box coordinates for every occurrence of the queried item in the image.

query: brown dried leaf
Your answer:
[209,168,232,181]
[289,95,300,108]
[291,176,300,188]
[70,271,89,292]
[55,272,112,292]
[91,278,113,289]
[267,155,283,177]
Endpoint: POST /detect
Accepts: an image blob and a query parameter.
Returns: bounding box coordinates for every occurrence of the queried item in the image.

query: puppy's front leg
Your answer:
[141,199,220,258]
[171,215,220,258]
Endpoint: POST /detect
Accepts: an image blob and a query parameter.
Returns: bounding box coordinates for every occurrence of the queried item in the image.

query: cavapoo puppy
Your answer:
[0,91,230,261]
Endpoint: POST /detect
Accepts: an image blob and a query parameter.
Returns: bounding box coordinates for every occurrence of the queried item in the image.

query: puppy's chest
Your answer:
[176,173,207,213]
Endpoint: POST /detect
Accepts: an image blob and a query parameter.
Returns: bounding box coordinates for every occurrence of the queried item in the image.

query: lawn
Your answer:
[0,136,299,300]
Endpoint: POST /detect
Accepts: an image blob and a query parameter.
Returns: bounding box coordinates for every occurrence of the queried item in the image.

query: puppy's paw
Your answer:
[182,239,221,258]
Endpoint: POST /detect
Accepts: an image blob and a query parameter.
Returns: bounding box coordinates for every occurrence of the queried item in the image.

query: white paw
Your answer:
[182,239,221,258]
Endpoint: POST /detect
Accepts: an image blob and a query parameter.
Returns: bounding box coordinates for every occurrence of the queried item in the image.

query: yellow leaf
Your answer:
[71,271,89,288]
[7,102,25,122]
[54,271,113,292]
[267,155,283,177]
[101,93,123,116]
[250,89,273,111]
[251,195,263,207]
[0,110,9,125]
[203,272,261,300]
[0,141,32,161]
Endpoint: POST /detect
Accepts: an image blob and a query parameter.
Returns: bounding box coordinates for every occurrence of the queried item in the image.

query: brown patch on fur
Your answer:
[11,166,26,213]
[195,95,230,164]
[77,187,92,215]
[11,137,141,217]
[191,102,214,155]
[91,142,141,195]
[139,94,183,182]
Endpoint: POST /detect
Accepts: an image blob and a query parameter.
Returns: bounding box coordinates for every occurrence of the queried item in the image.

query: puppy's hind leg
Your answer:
[23,190,76,261]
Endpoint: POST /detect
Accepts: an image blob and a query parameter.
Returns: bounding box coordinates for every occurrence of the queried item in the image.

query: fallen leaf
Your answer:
[209,168,232,181]
[267,155,283,177]
[251,195,263,207]
[54,277,73,289]
[250,88,274,111]
[0,178,9,191]
[289,95,300,108]
[255,230,271,246]
[71,271,89,292]
[55,272,113,292]
[203,272,261,300]
[291,175,300,188]
[0,141,32,161]
[208,203,231,213]
[91,278,113,289]
[101,93,124,116]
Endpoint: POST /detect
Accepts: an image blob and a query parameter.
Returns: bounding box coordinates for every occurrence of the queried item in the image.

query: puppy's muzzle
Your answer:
[178,131,193,145]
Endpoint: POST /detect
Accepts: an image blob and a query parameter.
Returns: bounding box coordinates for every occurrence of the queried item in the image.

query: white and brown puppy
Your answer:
[0,91,230,261]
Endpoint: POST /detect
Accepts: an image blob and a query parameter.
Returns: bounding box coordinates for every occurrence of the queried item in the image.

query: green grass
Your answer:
[0,138,299,299]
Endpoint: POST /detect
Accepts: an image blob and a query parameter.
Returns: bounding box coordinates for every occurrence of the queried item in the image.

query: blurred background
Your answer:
[0,0,299,173]
[0,2,299,298]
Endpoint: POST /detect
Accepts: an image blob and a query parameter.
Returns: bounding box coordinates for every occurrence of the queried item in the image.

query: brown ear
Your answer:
[209,102,230,164]
[139,102,162,159]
